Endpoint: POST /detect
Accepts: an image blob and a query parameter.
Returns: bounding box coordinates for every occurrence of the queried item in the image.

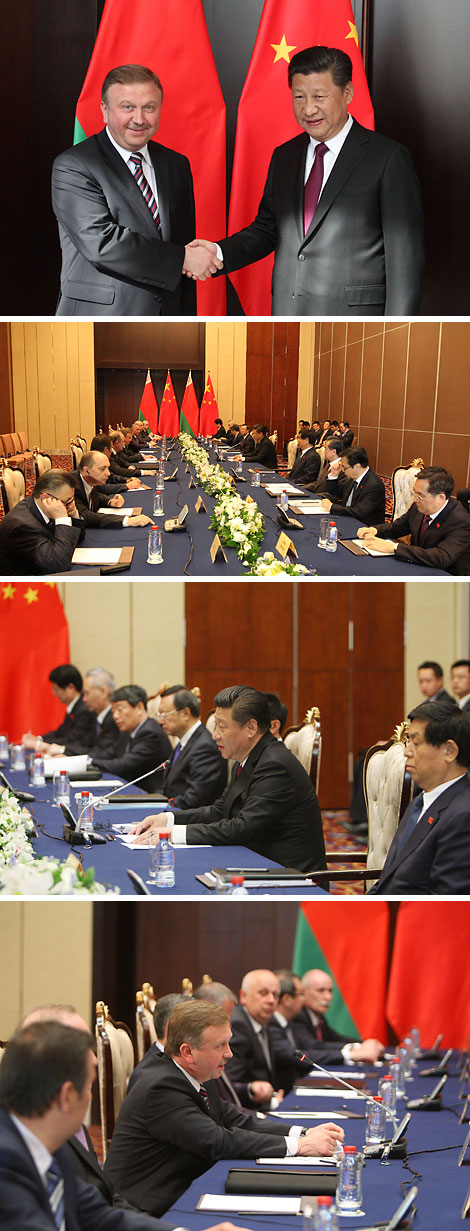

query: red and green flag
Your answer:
[227,0,374,315]
[199,373,220,436]
[293,902,389,1040]
[179,371,199,437]
[387,903,470,1049]
[158,371,180,437]
[139,369,159,434]
[0,584,70,742]
[73,0,226,316]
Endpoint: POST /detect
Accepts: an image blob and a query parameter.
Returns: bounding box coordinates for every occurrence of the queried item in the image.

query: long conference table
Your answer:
[69,442,446,577]
[166,1052,470,1231]
[5,769,328,897]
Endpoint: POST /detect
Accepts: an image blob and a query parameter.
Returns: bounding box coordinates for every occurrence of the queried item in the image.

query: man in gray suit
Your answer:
[52,64,220,315]
[191,46,424,315]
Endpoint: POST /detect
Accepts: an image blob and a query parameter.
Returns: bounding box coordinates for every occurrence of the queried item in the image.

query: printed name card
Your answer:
[276,532,298,560]
[195,496,207,513]
[209,534,228,564]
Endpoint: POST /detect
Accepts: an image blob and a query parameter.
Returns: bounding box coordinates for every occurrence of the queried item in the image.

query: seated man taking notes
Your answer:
[357,467,470,574]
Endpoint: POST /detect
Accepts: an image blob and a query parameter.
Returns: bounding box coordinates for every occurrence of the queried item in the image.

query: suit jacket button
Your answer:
[298,253,305,261]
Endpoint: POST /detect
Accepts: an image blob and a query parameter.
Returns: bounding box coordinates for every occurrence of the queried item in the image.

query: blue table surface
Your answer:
[5,771,328,898]
[166,1057,470,1231]
[70,446,446,578]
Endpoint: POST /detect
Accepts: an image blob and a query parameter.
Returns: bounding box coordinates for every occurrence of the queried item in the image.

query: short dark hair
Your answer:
[288,45,353,90]
[102,64,163,104]
[79,451,102,472]
[253,423,269,436]
[343,446,369,468]
[418,661,443,679]
[0,1022,93,1116]
[342,420,350,428]
[91,434,111,452]
[161,686,200,718]
[32,470,75,499]
[153,993,187,1040]
[275,969,299,998]
[264,691,288,734]
[298,420,310,428]
[165,1001,229,1055]
[111,685,147,707]
[194,982,237,1007]
[451,660,470,672]
[214,686,270,732]
[214,418,223,426]
[416,467,454,498]
[49,664,82,691]
[231,424,240,432]
[407,702,470,768]
[326,439,345,457]
[298,430,317,447]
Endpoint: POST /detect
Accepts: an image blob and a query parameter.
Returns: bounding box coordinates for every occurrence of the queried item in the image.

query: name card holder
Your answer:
[195,496,207,514]
[276,531,298,560]
[210,534,228,564]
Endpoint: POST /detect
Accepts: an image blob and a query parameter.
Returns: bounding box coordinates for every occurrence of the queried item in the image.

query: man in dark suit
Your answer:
[22,664,95,754]
[251,425,277,470]
[0,1019,239,1231]
[128,993,187,1092]
[292,971,384,1062]
[335,421,354,449]
[268,970,330,1092]
[52,63,221,316]
[90,435,145,491]
[192,46,423,314]
[417,660,457,708]
[131,686,327,874]
[451,660,470,714]
[108,432,144,478]
[322,445,386,525]
[288,431,321,485]
[304,438,345,494]
[0,469,84,575]
[369,702,470,895]
[225,971,284,1109]
[90,685,172,791]
[358,467,470,574]
[72,452,153,531]
[46,667,119,758]
[238,425,255,457]
[104,1001,344,1216]
[158,686,227,808]
[193,982,274,1112]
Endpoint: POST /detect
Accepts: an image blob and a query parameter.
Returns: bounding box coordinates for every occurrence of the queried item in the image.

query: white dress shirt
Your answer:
[105,126,159,206]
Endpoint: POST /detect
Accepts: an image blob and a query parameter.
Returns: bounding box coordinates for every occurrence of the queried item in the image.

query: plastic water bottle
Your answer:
[156,832,176,887]
[366,1095,386,1144]
[325,520,338,552]
[10,744,26,771]
[252,469,260,487]
[336,1146,363,1212]
[0,735,9,762]
[314,1196,338,1231]
[75,791,94,835]
[378,1074,396,1118]
[281,489,289,513]
[229,875,249,896]
[31,753,45,786]
[56,769,71,806]
[394,1051,407,1098]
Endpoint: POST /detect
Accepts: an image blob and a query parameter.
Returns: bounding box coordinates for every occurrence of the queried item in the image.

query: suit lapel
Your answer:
[422,499,454,542]
[302,121,370,245]
[149,145,171,242]
[96,130,163,243]
[386,778,465,873]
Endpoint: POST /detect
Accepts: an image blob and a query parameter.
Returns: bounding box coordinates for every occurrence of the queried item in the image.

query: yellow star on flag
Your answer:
[2,584,16,600]
[24,587,39,605]
[271,35,296,64]
[345,20,359,47]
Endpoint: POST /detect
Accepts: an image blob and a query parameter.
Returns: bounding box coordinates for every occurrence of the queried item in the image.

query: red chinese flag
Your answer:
[74,0,226,316]
[139,370,159,434]
[0,584,70,742]
[199,373,220,436]
[158,371,180,437]
[227,0,374,315]
[387,903,470,1049]
[180,372,199,437]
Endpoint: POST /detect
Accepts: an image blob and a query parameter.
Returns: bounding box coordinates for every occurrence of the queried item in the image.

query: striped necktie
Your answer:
[199,1084,210,1110]
[129,153,161,234]
[46,1159,65,1231]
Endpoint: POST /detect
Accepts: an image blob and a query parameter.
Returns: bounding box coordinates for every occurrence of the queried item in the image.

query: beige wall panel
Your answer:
[405,323,440,432]
[24,329,41,448]
[205,323,247,425]
[359,333,384,427]
[22,903,93,1028]
[329,345,346,418]
[380,325,408,431]
[0,903,23,1037]
[132,581,185,695]
[232,322,247,423]
[60,582,132,684]
[435,322,470,434]
[65,327,81,445]
[77,324,96,445]
[404,582,467,714]
[9,323,96,453]
[53,331,71,449]
[298,323,315,420]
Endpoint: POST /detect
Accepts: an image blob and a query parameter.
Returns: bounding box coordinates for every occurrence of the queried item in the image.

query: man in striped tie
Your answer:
[52,64,220,316]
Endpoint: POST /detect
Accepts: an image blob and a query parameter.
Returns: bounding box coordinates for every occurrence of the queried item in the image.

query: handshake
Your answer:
[183,239,222,281]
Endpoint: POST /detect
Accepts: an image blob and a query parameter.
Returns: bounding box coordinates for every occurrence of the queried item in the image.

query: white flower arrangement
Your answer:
[0,787,36,867]
[246,551,314,577]
[0,787,119,897]
[210,492,265,564]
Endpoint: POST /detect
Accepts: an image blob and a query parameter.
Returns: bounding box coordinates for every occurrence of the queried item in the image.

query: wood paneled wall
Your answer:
[10,323,95,452]
[313,322,470,489]
[245,323,300,447]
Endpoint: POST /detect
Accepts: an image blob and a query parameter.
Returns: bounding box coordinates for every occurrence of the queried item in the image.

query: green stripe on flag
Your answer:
[180,411,195,437]
[293,909,360,1039]
[73,116,87,145]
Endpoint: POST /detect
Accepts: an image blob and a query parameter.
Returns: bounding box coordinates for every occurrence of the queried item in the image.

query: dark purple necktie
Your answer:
[304,143,328,235]
[419,514,431,541]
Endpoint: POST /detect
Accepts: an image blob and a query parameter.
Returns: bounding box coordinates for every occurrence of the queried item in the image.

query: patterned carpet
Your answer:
[321,810,368,896]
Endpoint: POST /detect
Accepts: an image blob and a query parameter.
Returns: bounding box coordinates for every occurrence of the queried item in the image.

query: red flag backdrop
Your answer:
[74,0,226,315]
[158,372,180,437]
[228,0,374,315]
[199,374,220,436]
[139,370,159,434]
[386,903,470,1049]
[0,584,70,742]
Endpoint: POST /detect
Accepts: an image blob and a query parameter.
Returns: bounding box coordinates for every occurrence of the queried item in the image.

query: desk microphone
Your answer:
[0,769,35,803]
[407,1071,447,1111]
[294,1049,400,1154]
[88,759,172,811]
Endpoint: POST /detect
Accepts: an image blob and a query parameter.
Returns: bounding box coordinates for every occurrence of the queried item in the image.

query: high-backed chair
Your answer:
[1,465,26,512]
[95,1000,135,1160]
[136,989,157,1061]
[286,438,298,470]
[34,451,52,481]
[70,441,83,469]
[284,707,322,795]
[77,435,87,452]
[391,459,424,521]
[315,445,326,469]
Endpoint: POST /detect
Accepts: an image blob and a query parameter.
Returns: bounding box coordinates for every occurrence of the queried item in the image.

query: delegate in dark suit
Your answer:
[0,1107,176,1231]
[240,433,255,458]
[225,1004,280,1092]
[267,1015,332,1093]
[219,120,424,316]
[41,697,95,750]
[52,130,196,316]
[72,471,128,530]
[0,496,84,575]
[368,776,470,895]
[84,709,120,761]
[326,469,386,525]
[91,717,171,792]
[103,1055,289,1216]
[164,723,227,809]
[65,1126,113,1203]
[253,437,278,469]
[373,499,470,574]
[291,1005,357,1056]
[175,730,326,874]
[289,448,321,485]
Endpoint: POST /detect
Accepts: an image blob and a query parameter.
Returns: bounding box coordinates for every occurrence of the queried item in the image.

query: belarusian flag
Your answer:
[73,0,226,316]
[139,370,159,434]
[180,371,199,437]
[0,584,70,742]
[293,902,389,1039]
[387,903,470,1048]
[227,0,374,315]
[158,371,180,437]
[199,373,220,436]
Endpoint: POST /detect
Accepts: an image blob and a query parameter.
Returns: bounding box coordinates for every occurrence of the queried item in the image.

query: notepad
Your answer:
[352,538,386,556]
[197,1195,302,1215]
[72,548,122,564]
[265,483,302,495]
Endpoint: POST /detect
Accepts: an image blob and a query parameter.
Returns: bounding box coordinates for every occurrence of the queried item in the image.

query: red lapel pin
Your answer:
[428,817,434,824]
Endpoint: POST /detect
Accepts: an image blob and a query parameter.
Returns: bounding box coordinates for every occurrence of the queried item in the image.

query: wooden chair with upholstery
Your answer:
[315,444,326,469]
[284,707,322,795]
[1,465,26,513]
[33,451,53,481]
[391,459,424,521]
[70,441,83,469]
[269,430,278,446]
[136,989,157,1061]
[77,435,87,452]
[95,1000,135,1160]
[286,438,298,470]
